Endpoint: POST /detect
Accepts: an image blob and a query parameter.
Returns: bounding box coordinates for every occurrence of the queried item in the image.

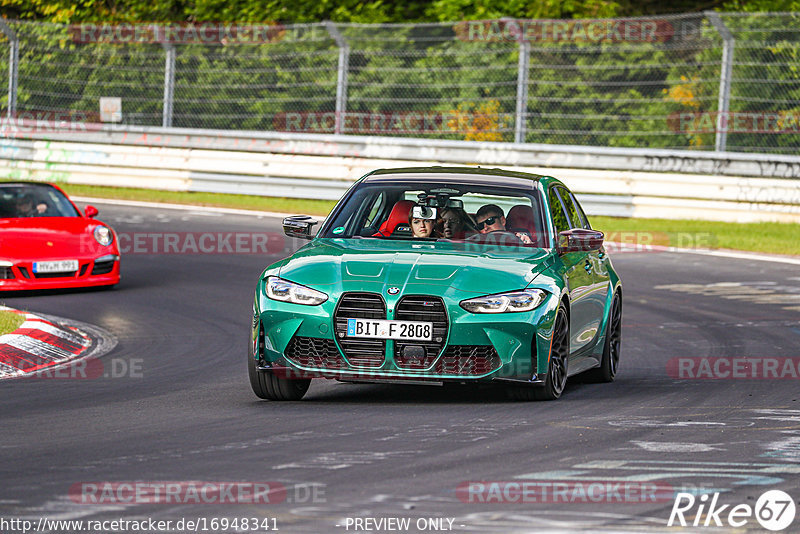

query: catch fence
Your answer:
[0,12,798,154]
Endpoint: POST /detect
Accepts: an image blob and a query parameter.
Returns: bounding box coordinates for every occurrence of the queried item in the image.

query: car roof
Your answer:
[364,167,544,189]
[0,182,58,190]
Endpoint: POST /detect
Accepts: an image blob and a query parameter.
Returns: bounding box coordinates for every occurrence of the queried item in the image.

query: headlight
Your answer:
[94,226,113,246]
[460,289,547,314]
[265,276,328,306]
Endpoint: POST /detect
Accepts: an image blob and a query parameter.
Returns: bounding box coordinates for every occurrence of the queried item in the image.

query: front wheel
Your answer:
[587,292,621,383]
[248,352,310,401]
[508,305,570,401]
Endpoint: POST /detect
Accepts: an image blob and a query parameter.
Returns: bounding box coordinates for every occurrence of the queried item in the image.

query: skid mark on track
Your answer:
[655,281,800,312]
[515,459,800,495]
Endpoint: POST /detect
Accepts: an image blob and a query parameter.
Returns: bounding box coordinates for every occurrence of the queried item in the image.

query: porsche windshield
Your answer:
[0,184,80,218]
[322,181,549,248]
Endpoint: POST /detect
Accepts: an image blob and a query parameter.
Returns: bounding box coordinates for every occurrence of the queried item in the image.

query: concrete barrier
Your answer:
[2,124,800,222]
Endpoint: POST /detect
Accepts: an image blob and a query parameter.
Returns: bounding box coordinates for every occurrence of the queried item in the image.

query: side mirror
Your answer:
[84,205,99,218]
[558,228,604,254]
[283,215,318,240]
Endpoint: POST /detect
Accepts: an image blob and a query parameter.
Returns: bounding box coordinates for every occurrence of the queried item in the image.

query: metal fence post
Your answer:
[0,20,19,118]
[162,44,176,128]
[324,21,349,134]
[514,38,530,144]
[705,11,735,153]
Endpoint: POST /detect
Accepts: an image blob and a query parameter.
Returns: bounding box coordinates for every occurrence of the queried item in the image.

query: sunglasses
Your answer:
[475,216,499,230]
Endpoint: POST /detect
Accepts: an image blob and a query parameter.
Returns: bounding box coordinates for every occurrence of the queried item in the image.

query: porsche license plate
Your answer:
[346,318,432,341]
[32,260,79,273]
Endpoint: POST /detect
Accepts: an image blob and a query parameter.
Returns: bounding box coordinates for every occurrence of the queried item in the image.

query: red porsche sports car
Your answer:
[0,182,120,291]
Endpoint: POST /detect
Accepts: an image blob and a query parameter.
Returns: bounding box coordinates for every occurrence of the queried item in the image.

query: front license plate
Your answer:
[32,260,79,273]
[346,318,433,341]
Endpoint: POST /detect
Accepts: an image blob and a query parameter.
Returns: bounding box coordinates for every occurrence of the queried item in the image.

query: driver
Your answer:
[475,204,532,244]
[15,194,47,217]
[409,206,435,238]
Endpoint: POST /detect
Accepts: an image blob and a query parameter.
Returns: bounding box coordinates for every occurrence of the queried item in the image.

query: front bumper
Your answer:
[0,256,120,291]
[253,290,559,382]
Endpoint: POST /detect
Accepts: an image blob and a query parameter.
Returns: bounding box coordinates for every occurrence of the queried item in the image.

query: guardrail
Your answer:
[2,124,800,222]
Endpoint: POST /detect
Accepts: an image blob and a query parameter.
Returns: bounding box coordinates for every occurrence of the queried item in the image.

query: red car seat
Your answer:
[373,200,415,237]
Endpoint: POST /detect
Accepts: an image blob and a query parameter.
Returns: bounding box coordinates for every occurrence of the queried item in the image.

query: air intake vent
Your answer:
[285,337,346,369]
[394,296,448,369]
[91,259,115,275]
[334,292,386,367]
[34,271,76,279]
[435,345,501,376]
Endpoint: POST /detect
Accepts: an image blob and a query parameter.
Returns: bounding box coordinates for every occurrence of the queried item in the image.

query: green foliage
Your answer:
[0,3,797,153]
[722,0,800,10]
[2,0,796,24]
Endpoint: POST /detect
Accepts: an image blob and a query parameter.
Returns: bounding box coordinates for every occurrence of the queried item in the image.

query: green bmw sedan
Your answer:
[250,167,622,401]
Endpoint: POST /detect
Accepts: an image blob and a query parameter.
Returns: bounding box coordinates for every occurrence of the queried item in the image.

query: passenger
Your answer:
[475,204,532,244]
[409,206,435,238]
[437,208,468,239]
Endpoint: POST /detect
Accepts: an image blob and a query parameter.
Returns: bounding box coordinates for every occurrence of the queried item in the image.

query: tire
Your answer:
[587,292,622,383]
[248,338,311,401]
[508,305,570,401]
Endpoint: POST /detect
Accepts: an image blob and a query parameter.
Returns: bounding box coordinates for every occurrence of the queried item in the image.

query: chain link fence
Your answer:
[0,13,798,154]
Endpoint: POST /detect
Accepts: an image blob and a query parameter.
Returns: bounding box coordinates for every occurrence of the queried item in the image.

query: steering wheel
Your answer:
[467,231,523,244]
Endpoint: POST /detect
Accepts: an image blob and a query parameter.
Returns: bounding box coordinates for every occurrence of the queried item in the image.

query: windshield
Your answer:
[0,184,80,218]
[322,182,549,248]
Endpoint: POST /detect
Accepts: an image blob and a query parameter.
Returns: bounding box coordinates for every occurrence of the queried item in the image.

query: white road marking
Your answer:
[609,419,731,428]
[273,451,414,470]
[631,441,721,453]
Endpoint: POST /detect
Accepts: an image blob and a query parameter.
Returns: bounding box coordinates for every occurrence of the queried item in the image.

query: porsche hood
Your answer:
[0,217,112,260]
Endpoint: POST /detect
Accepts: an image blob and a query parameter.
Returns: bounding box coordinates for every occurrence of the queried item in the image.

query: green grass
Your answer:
[52,183,800,257]
[0,310,24,336]
[591,216,800,256]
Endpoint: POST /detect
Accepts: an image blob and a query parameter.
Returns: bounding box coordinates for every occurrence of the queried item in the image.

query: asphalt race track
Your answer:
[1,201,799,533]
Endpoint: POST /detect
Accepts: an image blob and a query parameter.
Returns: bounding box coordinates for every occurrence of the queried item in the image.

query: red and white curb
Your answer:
[0,306,92,379]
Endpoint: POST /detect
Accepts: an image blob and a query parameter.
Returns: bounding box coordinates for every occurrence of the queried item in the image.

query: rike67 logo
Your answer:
[668,490,796,531]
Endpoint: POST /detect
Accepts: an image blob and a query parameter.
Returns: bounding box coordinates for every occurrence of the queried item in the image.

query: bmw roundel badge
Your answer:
[387,287,400,295]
